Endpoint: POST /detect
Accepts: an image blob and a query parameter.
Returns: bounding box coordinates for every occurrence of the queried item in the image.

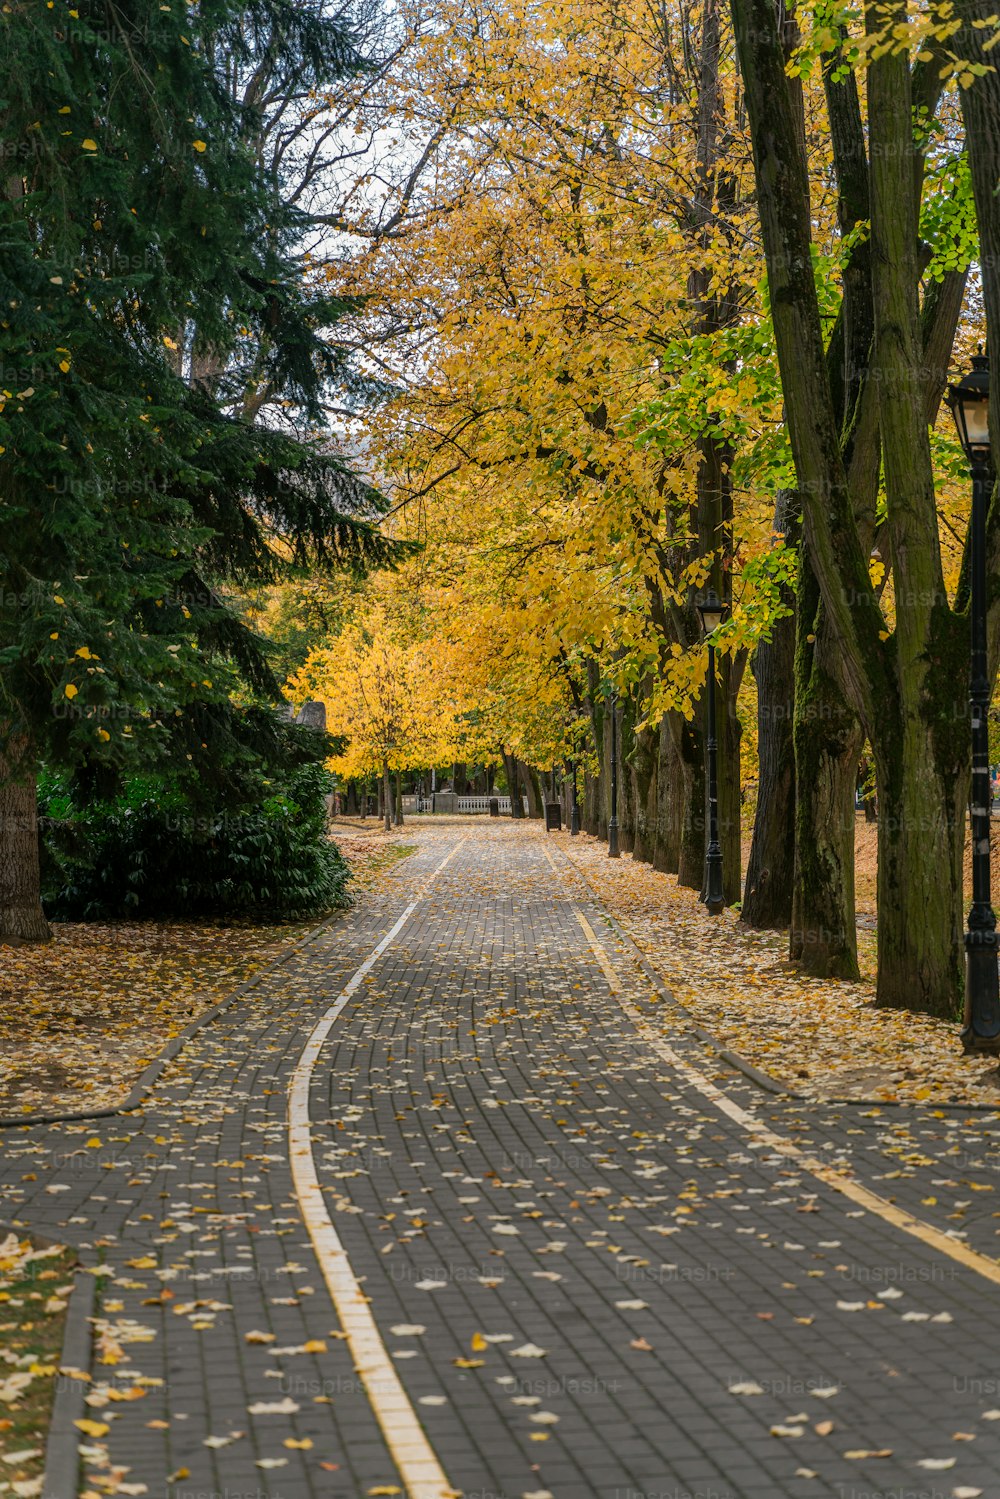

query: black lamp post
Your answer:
[695,588,726,915]
[946,352,1000,1052]
[569,759,580,835]
[608,687,620,858]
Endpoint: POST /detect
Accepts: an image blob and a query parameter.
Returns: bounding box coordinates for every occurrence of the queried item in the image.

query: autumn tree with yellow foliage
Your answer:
[328,0,798,890]
[285,0,992,1021]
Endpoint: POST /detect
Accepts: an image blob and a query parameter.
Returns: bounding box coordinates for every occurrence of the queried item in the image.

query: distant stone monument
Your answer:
[294,700,327,731]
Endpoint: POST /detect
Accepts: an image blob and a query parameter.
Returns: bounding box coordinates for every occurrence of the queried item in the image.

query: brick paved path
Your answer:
[4,820,1000,1499]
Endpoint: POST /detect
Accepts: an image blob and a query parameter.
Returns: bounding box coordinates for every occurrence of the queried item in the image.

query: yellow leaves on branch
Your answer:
[314,0,792,745]
[289,600,460,777]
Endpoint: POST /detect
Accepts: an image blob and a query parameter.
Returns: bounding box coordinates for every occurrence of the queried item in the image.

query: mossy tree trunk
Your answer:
[743,491,799,929]
[585,662,608,841]
[617,693,637,854]
[789,560,862,978]
[522,763,543,819]
[718,648,744,906]
[669,710,704,891]
[731,0,975,1013]
[0,738,51,943]
[873,626,967,1014]
[655,718,683,873]
[630,718,658,865]
[502,751,523,817]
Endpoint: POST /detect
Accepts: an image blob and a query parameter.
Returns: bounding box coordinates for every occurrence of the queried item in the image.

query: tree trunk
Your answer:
[743,490,799,928]
[719,649,744,906]
[502,751,523,817]
[630,720,658,865]
[583,767,601,837]
[872,697,965,1016]
[731,0,974,1014]
[0,741,51,943]
[858,755,878,823]
[654,717,682,873]
[664,668,743,899]
[383,760,392,833]
[394,769,404,827]
[522,763,543,818]
[346,779,359,816]
[670,711,704,891]
[585,664,608,839]
[619,695,638,854]
[790,579,862,979]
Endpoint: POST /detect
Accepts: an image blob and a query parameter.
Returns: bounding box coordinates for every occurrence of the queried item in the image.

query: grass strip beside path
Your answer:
[0,1232,75,1499]
[0,833,413,1120]
[560,827,1000,1108]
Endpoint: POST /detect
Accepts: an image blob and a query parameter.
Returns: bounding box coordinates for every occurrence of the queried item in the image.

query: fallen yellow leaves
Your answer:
[0,1233,75,1487]
[0,919,302,1117]
[562,829,1000,1107]
[73,1419,109,1438]
[0,834,395,1117]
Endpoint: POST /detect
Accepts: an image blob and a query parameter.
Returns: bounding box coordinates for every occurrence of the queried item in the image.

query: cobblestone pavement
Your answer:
[4,820,1000,1499]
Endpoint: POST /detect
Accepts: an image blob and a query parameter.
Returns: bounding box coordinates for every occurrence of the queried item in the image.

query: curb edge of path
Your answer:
[0,1216,96,1499]
[0,904,353,1131]
[556,836,1000,1116]
[42,1259,96,1499]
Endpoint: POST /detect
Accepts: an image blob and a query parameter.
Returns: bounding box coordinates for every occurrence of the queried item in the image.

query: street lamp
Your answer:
[695,588,726,915]
[568,759,580,835]
[946,351,1000,1052]
[608,686,620,858]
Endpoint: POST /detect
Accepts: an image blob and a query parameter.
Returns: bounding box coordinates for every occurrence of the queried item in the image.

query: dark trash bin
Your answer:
[544,801,562,831]
[489,797,500,817]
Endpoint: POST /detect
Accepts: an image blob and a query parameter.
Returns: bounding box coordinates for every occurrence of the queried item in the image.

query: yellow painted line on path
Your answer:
[541,838,1000,1290]
[289,839,467,1499]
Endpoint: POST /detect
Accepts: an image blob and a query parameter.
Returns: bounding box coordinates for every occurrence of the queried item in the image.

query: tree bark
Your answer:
[719,649,744,906]
[502,751,523,817]
[617,694,636,854]
[743,495,798,927]
[866,20,966,1013]
[585,663,608,839]
[789,555,862,978]
[669,711,704,891]
[383,760,392,833]
[630,719,658,865]
[859,755,877,822]
[394,768,404,827]
[522,763,543,818]
[730,0,970,1012]
[654,718,682,873]
[873,672,965,1014]
[0,740,51,943]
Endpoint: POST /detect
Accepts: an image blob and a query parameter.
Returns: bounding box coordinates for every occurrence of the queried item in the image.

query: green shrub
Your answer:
[39,762,351,921]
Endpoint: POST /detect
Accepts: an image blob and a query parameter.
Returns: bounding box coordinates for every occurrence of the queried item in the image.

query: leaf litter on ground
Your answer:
[0,833,410,1117]
[558,830,1000,1108]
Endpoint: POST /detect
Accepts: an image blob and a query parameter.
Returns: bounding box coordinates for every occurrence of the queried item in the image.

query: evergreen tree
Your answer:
[0,0,399,939]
